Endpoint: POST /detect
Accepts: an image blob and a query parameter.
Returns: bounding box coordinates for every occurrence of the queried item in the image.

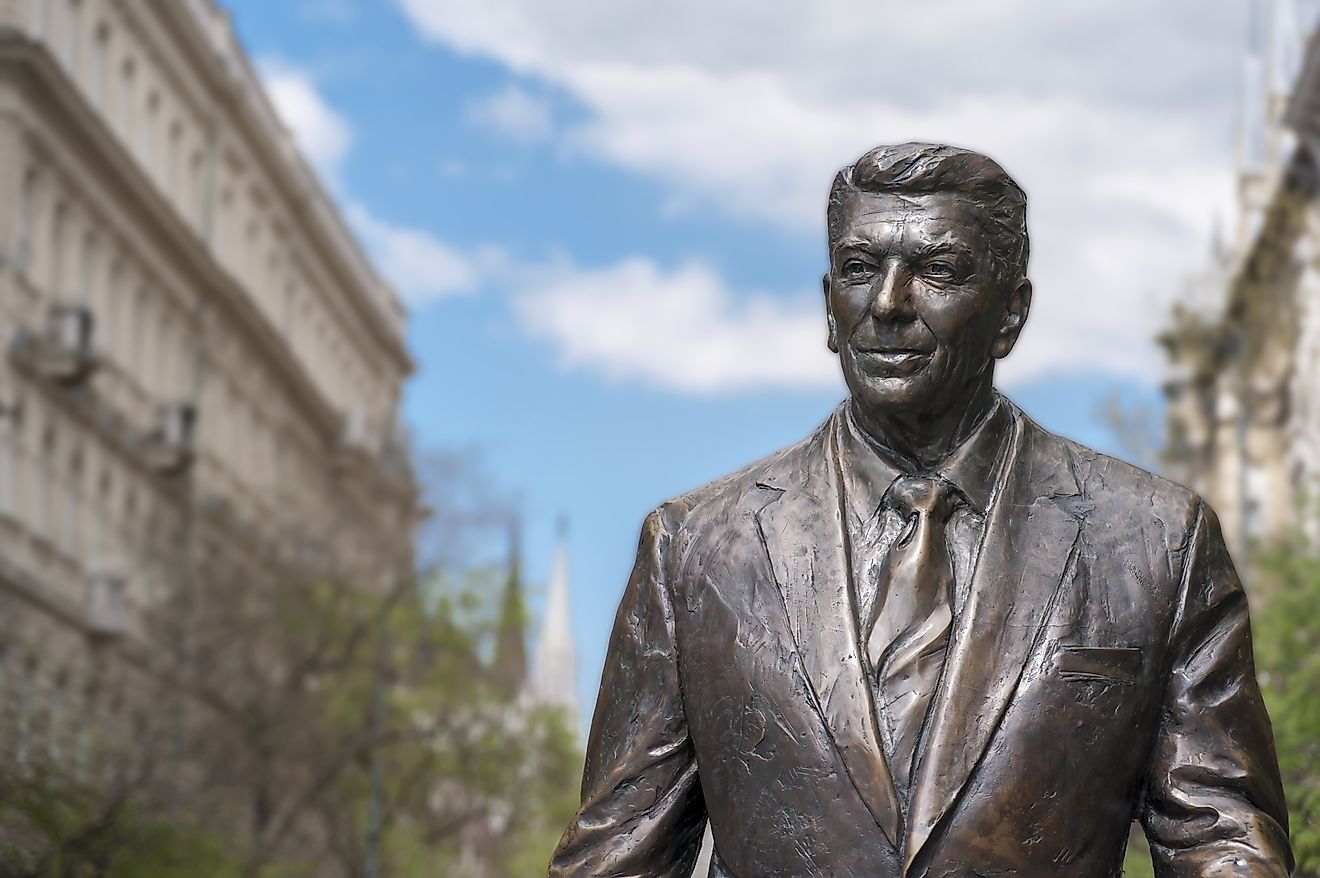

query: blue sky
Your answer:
[221,0,1252,728]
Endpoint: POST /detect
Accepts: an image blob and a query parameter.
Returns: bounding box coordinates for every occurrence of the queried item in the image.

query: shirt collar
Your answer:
[840,394,1013,516]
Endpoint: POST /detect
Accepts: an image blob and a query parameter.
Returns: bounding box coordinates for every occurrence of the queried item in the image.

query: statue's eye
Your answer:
[840,259,871,279]
[923,260,956,280]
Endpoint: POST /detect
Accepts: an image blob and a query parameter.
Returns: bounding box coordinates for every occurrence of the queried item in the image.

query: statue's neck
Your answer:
[851,377,997,469]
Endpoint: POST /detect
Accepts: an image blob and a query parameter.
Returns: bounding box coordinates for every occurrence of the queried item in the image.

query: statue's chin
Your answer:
[844,350,997,423]
[845,376,931,418]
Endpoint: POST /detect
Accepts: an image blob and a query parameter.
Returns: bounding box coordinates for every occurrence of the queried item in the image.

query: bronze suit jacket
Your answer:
[549,400,1292,878]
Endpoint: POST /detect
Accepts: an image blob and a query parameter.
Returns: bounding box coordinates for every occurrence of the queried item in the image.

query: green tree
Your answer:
[0,565,581,877]
[1252,517,1320,876]
[0,450,582,877]
[1123,828,1156,878]
[0,763,247,877]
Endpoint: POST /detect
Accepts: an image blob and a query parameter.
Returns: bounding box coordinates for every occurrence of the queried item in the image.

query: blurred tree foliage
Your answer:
[1252,519,1320,876]
[1123,829,1156,878]
[0,765,246,877]
[0,571,580,877]
[0,451,582,876]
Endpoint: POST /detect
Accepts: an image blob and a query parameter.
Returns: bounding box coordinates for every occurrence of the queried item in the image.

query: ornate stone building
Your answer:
[1163,0,1320,564]
[0,0,415,791]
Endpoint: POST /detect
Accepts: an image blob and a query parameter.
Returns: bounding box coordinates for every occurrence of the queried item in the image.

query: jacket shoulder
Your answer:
[650,410,834,535]
[1021,409,1205,536]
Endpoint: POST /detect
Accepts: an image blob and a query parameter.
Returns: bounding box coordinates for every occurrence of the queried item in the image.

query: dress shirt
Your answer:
[837,396,1013,716]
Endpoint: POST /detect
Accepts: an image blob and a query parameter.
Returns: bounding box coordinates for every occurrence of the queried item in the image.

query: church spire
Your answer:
[528,515,581,737]
[492,516,528,695]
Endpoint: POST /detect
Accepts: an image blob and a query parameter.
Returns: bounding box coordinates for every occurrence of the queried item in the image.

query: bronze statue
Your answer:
[549,143,1293,877]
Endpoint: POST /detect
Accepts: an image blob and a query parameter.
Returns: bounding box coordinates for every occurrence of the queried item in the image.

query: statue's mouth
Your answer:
[854,348,932,372]
[856,346,932,358]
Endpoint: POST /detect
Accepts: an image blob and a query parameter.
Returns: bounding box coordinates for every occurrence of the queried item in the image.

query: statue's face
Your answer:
[825,189,1029,418]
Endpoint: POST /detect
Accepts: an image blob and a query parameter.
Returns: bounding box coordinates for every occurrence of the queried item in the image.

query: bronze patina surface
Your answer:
[550,143,1293,878]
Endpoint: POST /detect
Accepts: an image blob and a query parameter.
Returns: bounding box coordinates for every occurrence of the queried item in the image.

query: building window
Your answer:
[148,308,166,398]
[189,149,204,226]
[88,467,109,559]
[265,249,279,311]
[103,260,121,357]
[118,59,135,139]
[0,400,19,518]
[91,22,109,104]
[14,409,34,529]
[49,201,67,296]
[100,695,122,787]
[282,280,297,335]
[75,683,96,781]
[64,447,82,555]
[128,287,145,386]
[18,170,36,272]
[79,231,96,303]
[143,91,159,166]
[217,187,233,261]
[16,661,33,768]
[167,121,183,194]
[47,671,65,763]
[123,488,136,547]
[36,426,55,538]
[244,219,259,285]
[64,0,83,72]
[0,647,7,734]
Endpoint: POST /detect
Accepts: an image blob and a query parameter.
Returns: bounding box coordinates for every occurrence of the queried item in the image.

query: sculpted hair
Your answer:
[827,142,1030,280]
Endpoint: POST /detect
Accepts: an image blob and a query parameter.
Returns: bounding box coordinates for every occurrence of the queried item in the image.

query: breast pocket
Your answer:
[1051,645,1142,685]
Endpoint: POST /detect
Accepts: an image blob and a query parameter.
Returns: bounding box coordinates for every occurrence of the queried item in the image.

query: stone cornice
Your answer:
[149,0,414,375]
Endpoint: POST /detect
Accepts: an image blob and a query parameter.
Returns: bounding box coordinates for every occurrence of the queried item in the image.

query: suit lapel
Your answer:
[753,410,902,846]
[902,409,1085,874]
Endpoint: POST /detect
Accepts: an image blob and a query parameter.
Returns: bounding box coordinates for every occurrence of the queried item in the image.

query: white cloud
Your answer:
[254,58,490,309]
[347,203,497,306]
[257,57,354,184]
[513,258,841,394]
[395,0,1254,386]
[467,85,556,144]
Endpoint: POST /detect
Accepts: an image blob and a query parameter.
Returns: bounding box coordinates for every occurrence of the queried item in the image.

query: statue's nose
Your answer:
[870,261,914,320]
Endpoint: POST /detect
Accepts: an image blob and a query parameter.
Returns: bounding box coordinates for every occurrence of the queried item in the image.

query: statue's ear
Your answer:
[992,277,1032,359]
[823,272,839,353]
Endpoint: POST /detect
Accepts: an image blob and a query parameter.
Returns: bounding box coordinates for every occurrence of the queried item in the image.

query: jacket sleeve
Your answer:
[548,507,707,878]
[1141,502,1293,877]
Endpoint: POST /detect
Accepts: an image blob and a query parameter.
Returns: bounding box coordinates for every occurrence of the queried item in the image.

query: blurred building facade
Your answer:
[0,0,415,792]
[1163,0,1320,562]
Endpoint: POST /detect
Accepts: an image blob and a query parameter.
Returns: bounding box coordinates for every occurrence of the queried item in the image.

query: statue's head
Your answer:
[824,142,1032,420]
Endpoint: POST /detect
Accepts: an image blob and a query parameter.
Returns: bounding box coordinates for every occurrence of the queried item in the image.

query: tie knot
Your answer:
[886,475,960,521]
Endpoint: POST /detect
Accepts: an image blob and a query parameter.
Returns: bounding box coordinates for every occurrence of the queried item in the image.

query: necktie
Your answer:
[866,474,960,797]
